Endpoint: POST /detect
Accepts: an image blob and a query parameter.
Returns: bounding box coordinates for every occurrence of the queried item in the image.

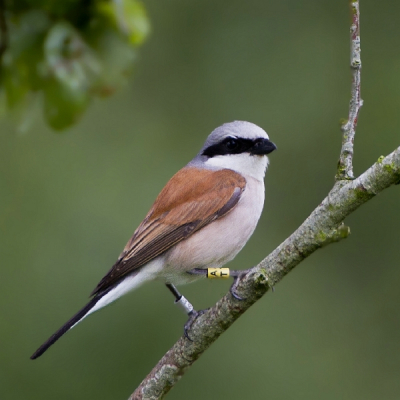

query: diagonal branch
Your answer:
[130,148,400,400]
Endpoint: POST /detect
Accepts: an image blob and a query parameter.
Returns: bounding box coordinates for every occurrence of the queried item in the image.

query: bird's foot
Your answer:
[229,270,249,301]
[184,308,209,341]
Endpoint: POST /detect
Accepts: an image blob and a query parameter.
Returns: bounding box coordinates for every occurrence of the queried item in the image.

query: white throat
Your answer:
[204,153,269,181]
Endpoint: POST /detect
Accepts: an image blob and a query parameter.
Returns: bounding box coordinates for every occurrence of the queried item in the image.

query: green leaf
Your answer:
[44,21,101,90]
[0,1,150,131]
[97,0,150,45]
[89,29,137,96]
[43,78,90,130]
[6,10,50,91]
[2,62,30,109]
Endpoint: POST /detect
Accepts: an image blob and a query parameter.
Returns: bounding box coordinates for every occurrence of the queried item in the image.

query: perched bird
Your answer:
[31,121,276,359]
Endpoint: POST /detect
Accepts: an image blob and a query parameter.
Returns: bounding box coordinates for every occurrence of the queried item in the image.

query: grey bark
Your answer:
[336,0,362,181]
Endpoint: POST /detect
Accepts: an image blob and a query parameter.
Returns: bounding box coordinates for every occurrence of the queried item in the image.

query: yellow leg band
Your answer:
[207,268,230,279]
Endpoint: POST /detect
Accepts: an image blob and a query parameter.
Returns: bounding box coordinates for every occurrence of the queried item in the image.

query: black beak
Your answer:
[251,139,277,156]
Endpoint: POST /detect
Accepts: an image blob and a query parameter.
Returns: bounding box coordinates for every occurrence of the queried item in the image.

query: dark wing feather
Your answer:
[91,168,246,296]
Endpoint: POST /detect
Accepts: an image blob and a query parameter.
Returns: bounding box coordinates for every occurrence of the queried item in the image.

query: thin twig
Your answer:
[0,0,8,62]
[336,0,362,180]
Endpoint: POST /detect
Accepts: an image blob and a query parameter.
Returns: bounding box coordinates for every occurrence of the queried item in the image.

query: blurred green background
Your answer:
[1,1,400,399]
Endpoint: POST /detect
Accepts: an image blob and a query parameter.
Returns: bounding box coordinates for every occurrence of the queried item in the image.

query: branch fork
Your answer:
[129,2,400,398]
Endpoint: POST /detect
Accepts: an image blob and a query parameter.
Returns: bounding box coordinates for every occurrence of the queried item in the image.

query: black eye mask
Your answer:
[202,137,276,158]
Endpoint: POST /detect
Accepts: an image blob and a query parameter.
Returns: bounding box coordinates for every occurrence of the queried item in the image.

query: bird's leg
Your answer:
[166,283,193,314]
[186,268,208,277]
[165,283,206,341]
[187,267,248,301]
[187,267,248,300]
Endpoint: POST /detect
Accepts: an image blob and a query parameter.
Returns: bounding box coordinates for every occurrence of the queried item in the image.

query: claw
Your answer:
[230,285,245,301]
[229,270,247,301]
[184,309,208,341]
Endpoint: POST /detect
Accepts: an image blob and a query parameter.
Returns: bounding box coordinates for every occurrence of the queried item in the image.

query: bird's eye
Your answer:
[225,138,238,151]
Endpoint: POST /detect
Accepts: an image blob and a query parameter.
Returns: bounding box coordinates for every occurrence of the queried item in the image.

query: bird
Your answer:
[30,120,276,359]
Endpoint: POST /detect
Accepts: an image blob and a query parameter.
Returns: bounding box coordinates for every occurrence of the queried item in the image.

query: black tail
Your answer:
[30,296,101,360]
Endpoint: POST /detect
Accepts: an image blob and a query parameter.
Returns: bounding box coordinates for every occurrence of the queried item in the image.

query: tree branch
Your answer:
[130,148,400,400]
[129,1,399,398]
[336,0,362,180]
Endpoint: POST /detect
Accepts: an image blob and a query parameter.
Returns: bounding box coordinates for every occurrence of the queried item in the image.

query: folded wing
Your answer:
[91,167,246,296]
